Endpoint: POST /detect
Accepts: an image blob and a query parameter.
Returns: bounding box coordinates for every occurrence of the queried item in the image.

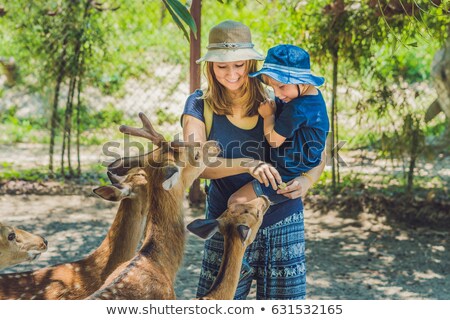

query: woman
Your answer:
[182,20,325,300]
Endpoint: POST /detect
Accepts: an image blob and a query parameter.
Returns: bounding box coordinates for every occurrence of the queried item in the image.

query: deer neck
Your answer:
[88,197,147,280]
[204,233,247,300]
[138,185,185,280]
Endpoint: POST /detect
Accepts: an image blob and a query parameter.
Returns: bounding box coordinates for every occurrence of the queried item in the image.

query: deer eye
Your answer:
[194,151,201,161]
[8,233,16,241]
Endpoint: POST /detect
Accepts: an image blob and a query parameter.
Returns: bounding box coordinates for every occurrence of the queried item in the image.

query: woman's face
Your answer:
[212,61,247,92]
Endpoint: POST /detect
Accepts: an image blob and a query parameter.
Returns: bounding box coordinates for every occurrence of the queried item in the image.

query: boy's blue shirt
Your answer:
[271,89,329,182]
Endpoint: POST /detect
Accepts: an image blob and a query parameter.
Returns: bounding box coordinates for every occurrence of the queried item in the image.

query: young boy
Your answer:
[227,44,329,206]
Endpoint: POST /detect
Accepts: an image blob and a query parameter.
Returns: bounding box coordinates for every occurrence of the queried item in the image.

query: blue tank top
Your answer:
[182,90,303,228]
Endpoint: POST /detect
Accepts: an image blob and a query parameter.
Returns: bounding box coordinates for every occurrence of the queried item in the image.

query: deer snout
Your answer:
[162,165,180,190]
[204,141,221,157]
[41,236,48,249]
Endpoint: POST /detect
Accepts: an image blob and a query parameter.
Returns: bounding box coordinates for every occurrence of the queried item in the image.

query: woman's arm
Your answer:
[183,114,282,187]
[276,151,326,199]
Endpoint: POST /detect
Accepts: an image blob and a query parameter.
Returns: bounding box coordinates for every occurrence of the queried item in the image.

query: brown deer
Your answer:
[88,113,220,300]
[0,223,48,271]
[187,196,270,300]
[0,167,151,299]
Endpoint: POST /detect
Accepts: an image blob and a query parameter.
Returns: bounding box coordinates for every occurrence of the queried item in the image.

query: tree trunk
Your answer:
[62,0,91,178]
[76,70,83,177]
[49,39,68,176]
[330,51,339,190]
[407,122,419,193]
[187,0,204,206]
[61,75,76,177]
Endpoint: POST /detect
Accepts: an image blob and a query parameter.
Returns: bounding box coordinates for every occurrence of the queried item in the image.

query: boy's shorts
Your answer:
[251,179,289,205]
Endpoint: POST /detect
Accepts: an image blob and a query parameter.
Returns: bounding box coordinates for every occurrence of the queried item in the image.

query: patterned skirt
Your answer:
[196,211,306,300]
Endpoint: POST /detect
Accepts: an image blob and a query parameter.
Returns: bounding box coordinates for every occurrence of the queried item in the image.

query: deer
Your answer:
[0,222,48,271]
[187,196,270,300]
[0,167,152,299]
[88,112,220,300]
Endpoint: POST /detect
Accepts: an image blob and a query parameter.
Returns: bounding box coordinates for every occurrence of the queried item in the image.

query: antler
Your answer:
[119,112,165,147]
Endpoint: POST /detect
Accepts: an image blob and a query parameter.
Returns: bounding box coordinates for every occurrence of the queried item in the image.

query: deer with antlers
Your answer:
[0,167,151,299]
[0,223,48,271]
[88,113,220,300]
[187,196,270,300]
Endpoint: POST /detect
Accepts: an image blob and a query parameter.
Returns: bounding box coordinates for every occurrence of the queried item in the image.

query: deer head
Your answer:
[187,196,270,245]
[0,222,48,270]
[187,196,271,300]
[107,112,219,191]
[94,168,150,202]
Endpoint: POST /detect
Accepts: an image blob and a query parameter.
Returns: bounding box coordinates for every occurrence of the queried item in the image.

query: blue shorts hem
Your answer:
[251,179,290,205]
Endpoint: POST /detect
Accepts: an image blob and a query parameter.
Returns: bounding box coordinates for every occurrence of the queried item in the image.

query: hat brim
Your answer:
[196,48,265,64]
[249,69,325,87]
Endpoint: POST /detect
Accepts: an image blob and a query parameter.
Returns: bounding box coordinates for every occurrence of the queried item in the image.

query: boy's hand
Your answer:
[258,99,276,118]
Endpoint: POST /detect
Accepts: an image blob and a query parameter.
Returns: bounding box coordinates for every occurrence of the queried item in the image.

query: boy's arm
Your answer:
[259,100,286,148]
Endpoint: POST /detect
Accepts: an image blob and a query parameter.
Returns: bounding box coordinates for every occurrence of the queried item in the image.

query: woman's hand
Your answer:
[243,160,282,190]
[258,99,276,118]
[276,175,313,199]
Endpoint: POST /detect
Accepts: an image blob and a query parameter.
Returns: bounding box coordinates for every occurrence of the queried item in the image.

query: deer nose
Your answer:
[41,237,48,247]
[164,166,179,180]
[205,141,221,155]
[258,196,271,211]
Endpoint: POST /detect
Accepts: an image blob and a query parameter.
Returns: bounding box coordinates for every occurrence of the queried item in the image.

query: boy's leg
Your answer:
[228,178,290,207]
[227,181,258,206]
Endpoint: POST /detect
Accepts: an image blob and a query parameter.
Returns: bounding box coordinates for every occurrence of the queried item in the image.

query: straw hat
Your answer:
[196,20,264,64]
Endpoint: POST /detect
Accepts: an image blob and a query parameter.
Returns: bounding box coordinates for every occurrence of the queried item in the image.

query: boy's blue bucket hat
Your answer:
[249,44,324,86]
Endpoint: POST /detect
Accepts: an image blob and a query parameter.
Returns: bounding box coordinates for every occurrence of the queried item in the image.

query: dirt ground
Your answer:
[0,193,448,300]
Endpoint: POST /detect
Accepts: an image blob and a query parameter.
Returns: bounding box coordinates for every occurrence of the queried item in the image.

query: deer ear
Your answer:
[162,166,180,190]
[108,154,147,176]
[187,219,219,239]
[237,225,251,245]
[93,185,129,202]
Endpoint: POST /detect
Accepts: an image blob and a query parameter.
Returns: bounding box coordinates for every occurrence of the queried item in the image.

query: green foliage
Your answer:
[0,166,50,182]
[156,107,178,125]
[0,163,108,184]
[0,104,129,145]
[162,0,197,41]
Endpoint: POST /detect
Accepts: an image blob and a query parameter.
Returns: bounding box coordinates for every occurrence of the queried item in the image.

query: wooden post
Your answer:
[189,0,201,91]
[188,0,205,206]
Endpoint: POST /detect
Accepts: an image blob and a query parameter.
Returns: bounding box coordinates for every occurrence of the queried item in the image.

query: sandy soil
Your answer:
[0,194,448,300]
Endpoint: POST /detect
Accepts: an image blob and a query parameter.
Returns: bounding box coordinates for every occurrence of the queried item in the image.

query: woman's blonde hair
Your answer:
[202,60,268,117]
